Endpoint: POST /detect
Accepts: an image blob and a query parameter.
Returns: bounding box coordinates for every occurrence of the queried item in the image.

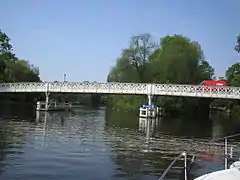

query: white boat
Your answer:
[195,161,240,180]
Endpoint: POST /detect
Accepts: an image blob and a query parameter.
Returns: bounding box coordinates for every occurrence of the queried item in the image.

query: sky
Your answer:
[0,0,239,82]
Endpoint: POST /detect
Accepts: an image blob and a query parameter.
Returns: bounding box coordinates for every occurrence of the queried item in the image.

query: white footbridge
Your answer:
[0,82,239,99]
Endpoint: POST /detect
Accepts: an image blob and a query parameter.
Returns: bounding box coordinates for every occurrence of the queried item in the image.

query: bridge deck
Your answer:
[0,82,239,99]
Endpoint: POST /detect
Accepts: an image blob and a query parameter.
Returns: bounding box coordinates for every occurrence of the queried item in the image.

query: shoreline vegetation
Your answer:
[0,30,239,119]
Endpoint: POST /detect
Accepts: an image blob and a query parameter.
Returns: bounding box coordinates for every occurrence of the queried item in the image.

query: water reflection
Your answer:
[35,111,73,123]
[1,108,118,180]
[0,102,35,120]
[139,117,161,142]
[211,111,240,138]
[105,110,240,179]
[0,105,240,179]
[157,116,213,138]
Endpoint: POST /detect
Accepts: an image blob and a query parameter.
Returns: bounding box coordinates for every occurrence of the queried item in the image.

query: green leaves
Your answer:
[227,35,240,87]
[229,74,240,87]
[108,33,156,83]
[0,29,40,83]
[150,35,214,84]
[107,33,216,111]
[199,60,214,80]
[226,63,240,87]
[108,33,216,86]
[0,30,13,54]
[235,35,240,53]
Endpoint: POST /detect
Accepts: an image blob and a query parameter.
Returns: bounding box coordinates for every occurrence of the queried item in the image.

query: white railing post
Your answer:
[225,137,228,170]
[183,151,187,180]
[148,95,152,106]
[45,82,50,111]
[147,84,154,106]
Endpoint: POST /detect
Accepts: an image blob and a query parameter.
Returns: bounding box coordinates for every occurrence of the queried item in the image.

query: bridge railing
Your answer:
[0,82,239,99]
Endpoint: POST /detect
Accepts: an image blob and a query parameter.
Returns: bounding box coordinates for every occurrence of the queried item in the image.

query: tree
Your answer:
[150,35,214,84]
[229,74,240,87]
[235,35,240,53]
[198,60,215,80]
[226,63,240,86]
[0,30,16,82]
[229,35,240,86]
[107,34,156,111]
[123,33,156,82]
[106,34,215,113]
[229,37,240,120]
[0,30,13,54]
[10,60,40,82]
[107,56,138,83]
[229,35,240,87]
[149,35,214,114]
[0,30,41,102]
[0,30,40,83]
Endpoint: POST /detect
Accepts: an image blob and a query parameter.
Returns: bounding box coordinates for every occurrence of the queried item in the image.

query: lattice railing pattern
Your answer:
[0,82,239,99]
[152,84,240,99]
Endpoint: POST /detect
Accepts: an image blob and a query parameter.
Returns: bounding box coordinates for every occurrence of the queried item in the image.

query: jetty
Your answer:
[36,100,72,111]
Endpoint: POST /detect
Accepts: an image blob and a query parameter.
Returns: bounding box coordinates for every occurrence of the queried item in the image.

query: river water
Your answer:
[0,104,240,180]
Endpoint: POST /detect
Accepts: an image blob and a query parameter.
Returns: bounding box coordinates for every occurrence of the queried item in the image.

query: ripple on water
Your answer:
[1,111,240,180]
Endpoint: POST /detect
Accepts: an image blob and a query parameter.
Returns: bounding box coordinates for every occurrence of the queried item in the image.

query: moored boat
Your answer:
[194,161,240,180]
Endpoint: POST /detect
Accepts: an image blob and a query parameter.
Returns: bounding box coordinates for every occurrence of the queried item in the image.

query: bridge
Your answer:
[0,82,239,99]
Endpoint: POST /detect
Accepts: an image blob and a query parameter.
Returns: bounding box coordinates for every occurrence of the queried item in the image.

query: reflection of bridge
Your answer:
[0,82,239,99]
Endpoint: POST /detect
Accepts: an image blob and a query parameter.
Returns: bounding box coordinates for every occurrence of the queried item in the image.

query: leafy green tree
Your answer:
[10,60,40,82]
[107,34,215,113]
[107,34,156,111]
[0,30,40,83]
[107,56,138,83]
[199,60,215,80]
[121,33,156,82]
[227,35,240,87]
[235,35,240,53]
[0,30,16,82]
[0,32,11,52]
[229,74,240,87]
[225,36,240,120]
[150,35,214,84]
[0,30,41,102]
[226,63,240,86]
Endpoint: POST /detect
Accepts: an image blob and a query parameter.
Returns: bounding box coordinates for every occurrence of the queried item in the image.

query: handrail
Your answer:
[218,132,240,140]
[213,132,240,170]
[159,152,187,180]
[158,132,240,180]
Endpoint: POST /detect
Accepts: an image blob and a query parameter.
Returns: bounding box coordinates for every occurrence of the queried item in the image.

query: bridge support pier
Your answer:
[148,95,153,106]
[45,91,50,111]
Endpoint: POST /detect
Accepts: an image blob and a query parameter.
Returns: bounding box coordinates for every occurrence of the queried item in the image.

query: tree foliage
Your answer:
[212,36,240,120]
[125,33,156,82]
[108,33,156,83]
[235,35,240,53]
[226,63,240,86]
[150,35,214,84]
[226,63,240,120]
[227,35,240,87]
[107,34,215,113]
[107,56,138,83]
[0,30,40,83]
[0,30,40,102]
[229,35,240,120]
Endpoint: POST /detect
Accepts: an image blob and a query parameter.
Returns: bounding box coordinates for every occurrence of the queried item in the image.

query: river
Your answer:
[0,104,240,180]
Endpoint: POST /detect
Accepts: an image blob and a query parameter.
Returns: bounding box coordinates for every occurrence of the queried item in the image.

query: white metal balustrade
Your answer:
[0,82,239,99]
